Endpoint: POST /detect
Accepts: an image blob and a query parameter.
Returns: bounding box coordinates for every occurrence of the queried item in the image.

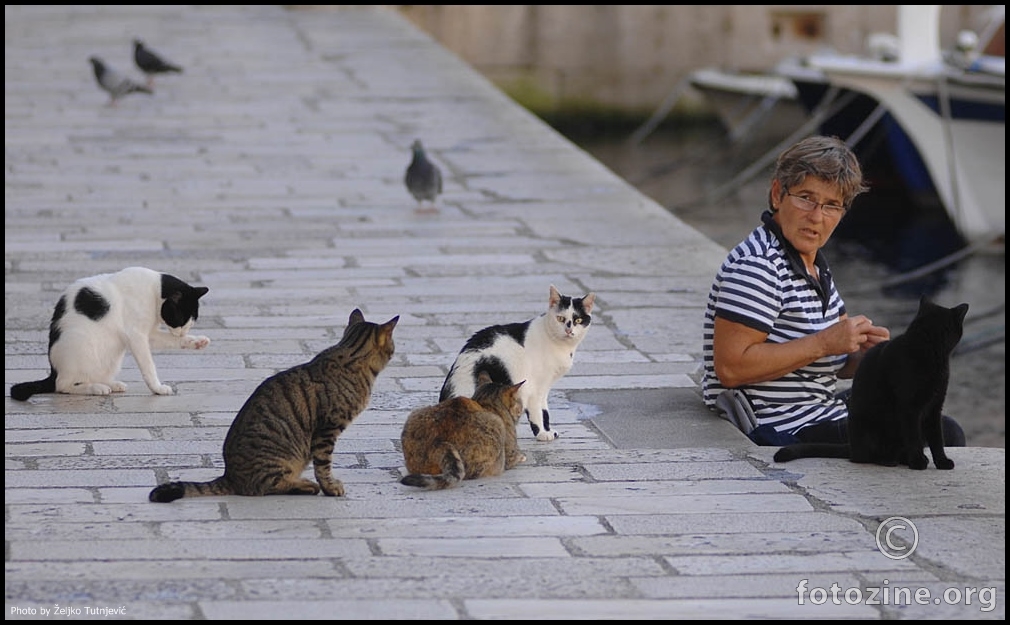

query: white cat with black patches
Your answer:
[439,285,596,441]
[10,267,210,401]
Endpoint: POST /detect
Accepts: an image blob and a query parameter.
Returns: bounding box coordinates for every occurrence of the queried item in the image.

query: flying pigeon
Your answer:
[133,39,183,87]
[89,56,152,106]
[404,139,443,214]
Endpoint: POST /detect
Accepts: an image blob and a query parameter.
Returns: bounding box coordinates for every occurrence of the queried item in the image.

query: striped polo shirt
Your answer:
[702,211,850,435]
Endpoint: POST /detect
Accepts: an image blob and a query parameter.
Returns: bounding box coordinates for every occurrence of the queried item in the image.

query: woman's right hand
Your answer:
[825,314,889,355]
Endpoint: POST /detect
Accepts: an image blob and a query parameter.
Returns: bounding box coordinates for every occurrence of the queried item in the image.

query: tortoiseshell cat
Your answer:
[149,309,398,502]
[401,371,526,490]
[774,297,969,470]
[439,284,595,441]
[10,266,210,401]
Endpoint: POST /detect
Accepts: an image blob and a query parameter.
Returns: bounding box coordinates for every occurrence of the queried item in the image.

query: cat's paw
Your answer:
[506,453,527,470]
[907,454,929,470]
[151,384,174,396]
[83,383,113,396]
[183,335,211,350]
[110,381,128,393]
[535,429,558,442]
[284,480,321,496]
[319,479,345,497]
[934,457,955,470]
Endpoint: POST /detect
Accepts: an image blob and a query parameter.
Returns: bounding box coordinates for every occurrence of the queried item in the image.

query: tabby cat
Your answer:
[439,284,595,441]
[10,266,210,401]
[401,371,526,490]
[774,297,969,470]
[149,309,398,502]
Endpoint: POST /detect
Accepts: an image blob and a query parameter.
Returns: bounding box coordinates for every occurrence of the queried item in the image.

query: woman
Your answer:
[701,135,963,446]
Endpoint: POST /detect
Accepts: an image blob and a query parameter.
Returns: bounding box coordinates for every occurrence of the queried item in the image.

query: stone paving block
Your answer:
[3,412,199,429]
[10,538,371,562]
[90,440,223,456]
[557,493,813,516]
[755,446,1006,517]
[158,519,325,540]
[5,502,224,524]
[541,447,738,464]
[5,520,157,541]
[570,530,872,556]
[324,515,606,539]
[35,455,207,470]
[200,600,459,620]
[223,496,561,520]
[377,536,570,558]
[4,442,87,456]
[664,552,921,575]
[554,372,697,390]
[339,554,666,580]
[583,460,767,480]
[606,511,867,535]
[4,469,159,488]
[518,478,791,499]
[5,428,153,443]
[629,572,870,599]
[5,559,339,582]
[464,598,876,619]
[6,577,242,604]
[900,516,1005,580]
[3,489,98,505]
[238,573,642,602]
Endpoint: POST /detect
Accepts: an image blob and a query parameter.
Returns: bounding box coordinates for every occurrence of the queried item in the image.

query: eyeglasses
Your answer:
[786,192,846,217]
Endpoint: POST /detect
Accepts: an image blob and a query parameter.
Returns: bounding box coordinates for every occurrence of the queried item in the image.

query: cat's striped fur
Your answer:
[149,309,398,502]
[400,371,526,490]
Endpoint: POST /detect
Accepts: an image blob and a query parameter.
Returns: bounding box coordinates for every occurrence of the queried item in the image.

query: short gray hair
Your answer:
[770,135,868,210]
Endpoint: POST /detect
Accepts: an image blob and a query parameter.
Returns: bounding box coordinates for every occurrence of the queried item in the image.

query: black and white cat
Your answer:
[774,296,969,470]
[439,285,596,441]
[10,267,210,401]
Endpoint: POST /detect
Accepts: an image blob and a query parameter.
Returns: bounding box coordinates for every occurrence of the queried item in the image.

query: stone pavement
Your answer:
[4,5,1004,620]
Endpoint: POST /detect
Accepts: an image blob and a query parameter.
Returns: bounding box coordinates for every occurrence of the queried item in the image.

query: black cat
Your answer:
[774,296,969,470]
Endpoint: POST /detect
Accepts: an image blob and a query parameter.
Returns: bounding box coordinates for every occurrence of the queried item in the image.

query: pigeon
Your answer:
[404,139,443,214]
[89,56,152,106]
[133,39,183,87]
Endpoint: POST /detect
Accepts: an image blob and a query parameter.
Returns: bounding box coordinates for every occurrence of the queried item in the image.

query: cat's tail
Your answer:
[773,443,850,463]
[400,446,465,490]
[149,477,232,503]
[10,371,57,401]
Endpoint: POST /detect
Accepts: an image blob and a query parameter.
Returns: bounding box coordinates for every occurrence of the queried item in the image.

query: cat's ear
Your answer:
[476,370,493,386]
[954,302,969,322]
[348,308,365,326]
[377,315,399,347]
[549,285,561,308]
[194,286,209,299]
[581,292,596,313]
[508,380,526,401]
